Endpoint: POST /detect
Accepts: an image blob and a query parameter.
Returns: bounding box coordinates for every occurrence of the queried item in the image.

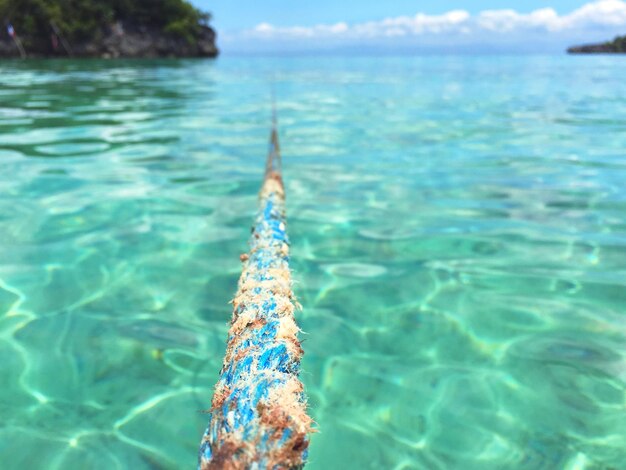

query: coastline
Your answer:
[0,25,218,59]
[568,35,626,54]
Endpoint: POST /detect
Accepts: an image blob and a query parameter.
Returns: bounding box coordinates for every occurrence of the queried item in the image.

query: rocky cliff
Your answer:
[0,25,218,59]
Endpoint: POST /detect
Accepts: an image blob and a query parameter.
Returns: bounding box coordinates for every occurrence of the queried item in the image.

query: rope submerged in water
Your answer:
[198,126,312,469]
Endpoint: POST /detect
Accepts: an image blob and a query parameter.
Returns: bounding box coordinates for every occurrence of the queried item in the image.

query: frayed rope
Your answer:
[198,130,312,470]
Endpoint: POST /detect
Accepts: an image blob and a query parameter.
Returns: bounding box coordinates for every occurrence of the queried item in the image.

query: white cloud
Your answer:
[251,21,349,39]
[243,0,626,40]
[477,0,626,32]
[564,0,626,27]
[477,8,561,33]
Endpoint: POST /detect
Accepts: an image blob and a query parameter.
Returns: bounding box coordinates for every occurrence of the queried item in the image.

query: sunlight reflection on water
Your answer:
[0,56,625,469]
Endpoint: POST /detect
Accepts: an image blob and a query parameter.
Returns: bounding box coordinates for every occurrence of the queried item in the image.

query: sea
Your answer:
[0,55,624,469]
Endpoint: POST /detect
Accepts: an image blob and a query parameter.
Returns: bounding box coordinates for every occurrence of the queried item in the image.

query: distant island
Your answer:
[568,35,626,54]
[0,0,218,58]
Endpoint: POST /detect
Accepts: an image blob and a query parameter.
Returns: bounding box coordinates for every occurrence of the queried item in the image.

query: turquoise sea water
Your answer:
[0,56,625,469]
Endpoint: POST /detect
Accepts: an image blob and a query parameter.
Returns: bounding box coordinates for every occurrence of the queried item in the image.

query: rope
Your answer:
[11,32,26,59]
[266,88,281,176]
[49,20,74,57]
[198,122,312,469]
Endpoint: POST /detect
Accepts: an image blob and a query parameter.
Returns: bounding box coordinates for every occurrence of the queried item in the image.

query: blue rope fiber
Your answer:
[198,128,312,470]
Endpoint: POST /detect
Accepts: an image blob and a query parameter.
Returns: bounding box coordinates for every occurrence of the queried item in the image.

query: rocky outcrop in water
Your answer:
[101,26,218,58]
[568,35,626,54]
[0,25,218,59]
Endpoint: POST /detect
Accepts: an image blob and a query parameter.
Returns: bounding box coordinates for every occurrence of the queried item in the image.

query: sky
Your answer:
[192,0,626,53]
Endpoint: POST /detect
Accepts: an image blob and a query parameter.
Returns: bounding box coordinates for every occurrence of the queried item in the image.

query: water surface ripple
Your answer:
[0,57,625,469]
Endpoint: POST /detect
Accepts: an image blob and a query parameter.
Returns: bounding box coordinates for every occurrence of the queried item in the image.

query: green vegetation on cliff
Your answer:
[1,0,212,49]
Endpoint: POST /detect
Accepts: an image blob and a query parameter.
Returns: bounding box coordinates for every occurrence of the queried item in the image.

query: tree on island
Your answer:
[0,0,217,57]
[602,35,626,52]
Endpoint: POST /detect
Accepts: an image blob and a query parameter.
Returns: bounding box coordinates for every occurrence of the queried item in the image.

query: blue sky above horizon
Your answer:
[192,0,626,53]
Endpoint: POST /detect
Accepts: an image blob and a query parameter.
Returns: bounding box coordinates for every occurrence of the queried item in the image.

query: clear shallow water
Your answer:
[0,56,625,469]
